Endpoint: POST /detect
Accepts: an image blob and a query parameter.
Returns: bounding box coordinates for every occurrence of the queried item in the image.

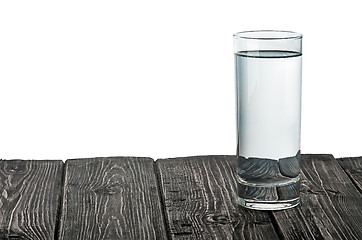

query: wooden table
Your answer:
[0,154,361,239]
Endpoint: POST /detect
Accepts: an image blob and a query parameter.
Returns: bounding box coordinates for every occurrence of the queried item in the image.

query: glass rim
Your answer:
[233,30,303,40]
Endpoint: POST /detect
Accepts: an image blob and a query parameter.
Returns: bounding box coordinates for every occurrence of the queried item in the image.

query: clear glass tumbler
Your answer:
[234,30,302,210]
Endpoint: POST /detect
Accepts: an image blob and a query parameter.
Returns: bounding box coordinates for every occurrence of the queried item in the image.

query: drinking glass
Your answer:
[234,30,302,210]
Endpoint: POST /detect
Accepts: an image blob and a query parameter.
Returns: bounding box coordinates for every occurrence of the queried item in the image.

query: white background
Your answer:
[1,1,361,160]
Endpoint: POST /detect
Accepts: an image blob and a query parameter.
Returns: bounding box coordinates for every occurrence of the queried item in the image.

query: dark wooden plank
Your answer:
[271,154,362,240]
[337,157,362,193]
[0,160,64,240]
[58,157,167,240]
[156,155,280,240]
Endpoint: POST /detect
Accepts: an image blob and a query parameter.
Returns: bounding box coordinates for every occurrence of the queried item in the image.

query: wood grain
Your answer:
[156,155,279,240]
[337,157,362,193]
[271,154,362,240]
[0,160,64,240]
[58,157,167,240]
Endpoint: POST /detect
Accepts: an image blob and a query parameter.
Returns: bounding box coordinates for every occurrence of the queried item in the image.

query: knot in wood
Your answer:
[205,213,235,225]
[93,182,121,195]
[3,161,28,174]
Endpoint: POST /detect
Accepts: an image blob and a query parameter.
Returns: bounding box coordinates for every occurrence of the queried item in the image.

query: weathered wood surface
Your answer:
[271,154,362,240]
[1,155,361,240]
[156,155,279,240]
[337,157,362,193]
[0,160,63,240]
[58,157,167,240]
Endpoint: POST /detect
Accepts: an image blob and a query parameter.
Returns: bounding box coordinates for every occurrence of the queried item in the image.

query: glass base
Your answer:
[238,197,299,210]
[236,175,300,210]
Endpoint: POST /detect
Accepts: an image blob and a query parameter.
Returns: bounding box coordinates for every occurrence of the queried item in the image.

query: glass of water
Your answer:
[234,30,302,210]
